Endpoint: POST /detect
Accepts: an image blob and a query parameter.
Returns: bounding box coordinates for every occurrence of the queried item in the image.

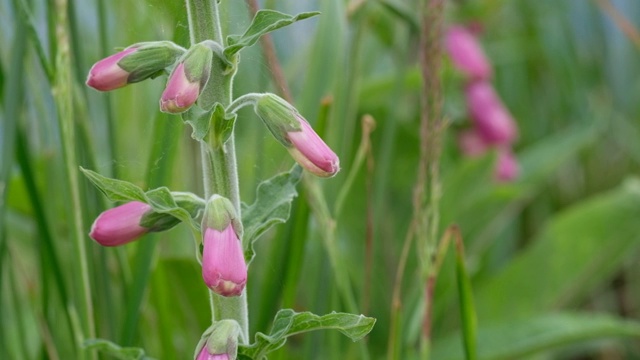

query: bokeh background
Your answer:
[2,0,640,359]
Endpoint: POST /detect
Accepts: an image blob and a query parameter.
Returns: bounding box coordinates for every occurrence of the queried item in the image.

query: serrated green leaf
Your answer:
[242,165,302,262]
[432,313,640,360]
[80,167,146,202]
[225,10,320,56]
[238,309,376,359]
[83,339,156,360]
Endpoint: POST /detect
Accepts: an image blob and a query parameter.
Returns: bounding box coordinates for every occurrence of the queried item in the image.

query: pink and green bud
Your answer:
[254,94,340,177]
[495,149,520,182]
[89,201,176,246]
[194,320,241,360]
[160,43,213,113]
[87,41,185,91]
[201,195,246,297]
[445,25,492,80]
[465,81,518,145]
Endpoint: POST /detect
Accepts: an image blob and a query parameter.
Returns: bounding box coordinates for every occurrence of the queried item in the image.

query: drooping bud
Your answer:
[86,41,185,91]
[89,201,177,246]
[465,81,518,145]
[445,25,492,80]
[194,320,241,360]
[254,94,340,177]
[495,149,520,182]
[160,42,213,113]
[201,195,246,297]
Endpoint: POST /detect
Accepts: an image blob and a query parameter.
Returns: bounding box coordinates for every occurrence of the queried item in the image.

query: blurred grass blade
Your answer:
[475,177,640,322]
[433,312,640,360]
[453,229,477,360]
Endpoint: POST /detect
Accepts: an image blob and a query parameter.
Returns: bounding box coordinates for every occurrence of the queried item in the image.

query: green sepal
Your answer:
[241,165,302,263]
[203,195,242,236]
[225,10,320,57]
[254,93,302,147]
[117,41,186,83]
[83,339,156,360]
[182,41,214,86]
[237,309,376,360]
[194,320,242,360]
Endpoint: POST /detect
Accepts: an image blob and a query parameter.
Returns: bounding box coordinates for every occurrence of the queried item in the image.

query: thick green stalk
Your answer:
[186,0,249,342]
[53,0,95,357]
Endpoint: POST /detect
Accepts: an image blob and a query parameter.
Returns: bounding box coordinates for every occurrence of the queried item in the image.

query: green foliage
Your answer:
[242,165,302,262]
[225,10,320,56]
[238,309,376,359]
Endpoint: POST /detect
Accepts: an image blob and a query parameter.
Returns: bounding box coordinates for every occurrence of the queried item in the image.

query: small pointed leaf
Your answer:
[80,167,146,202]
[225,10,320,56]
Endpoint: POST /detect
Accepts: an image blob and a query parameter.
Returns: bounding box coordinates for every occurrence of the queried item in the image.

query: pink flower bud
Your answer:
[202,226,247,297]
[159,63,201,113]
[89,201,151,246]
[445,25,492,80]
[465,81,518,145]
[86,48,138,91]
[495,149,520,182]
[287,116,340,177]
[458,128,489,157]
[196,346,229,360]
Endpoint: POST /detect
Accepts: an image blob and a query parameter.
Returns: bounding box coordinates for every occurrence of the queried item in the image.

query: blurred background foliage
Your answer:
[2,0,640,359]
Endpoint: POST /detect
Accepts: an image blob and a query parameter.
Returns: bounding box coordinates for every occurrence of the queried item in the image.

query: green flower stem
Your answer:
[186,0,249,342]
[226,93,261,114]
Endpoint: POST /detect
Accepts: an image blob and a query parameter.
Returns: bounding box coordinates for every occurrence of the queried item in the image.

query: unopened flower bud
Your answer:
[465,81,518,145]
[495,149,519,182]
[254,94,340,177]
[195,320,241,360]
[160,43,213,113]
[90,201,182,246]
[445,25,492,80]
[201,195,246,297]
[86,41,185,91]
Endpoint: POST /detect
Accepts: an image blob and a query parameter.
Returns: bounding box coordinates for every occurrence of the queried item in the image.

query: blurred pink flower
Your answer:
[86,47,137,91]
[458,128,490,157]
[465,81,518,145]
[495,149,520,182]
[196,345,229,360]
[89,201,150,246]
[445,25,492,80]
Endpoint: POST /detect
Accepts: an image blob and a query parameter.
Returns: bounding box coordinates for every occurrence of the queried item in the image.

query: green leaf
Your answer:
[225,10,320,56]
[432,313,640,360]
[474,178,640,322]
[241,165,302,262]
[83,339,156,360]
[182,105,212,141]
[80,167,146,202]
[238,309,376,359]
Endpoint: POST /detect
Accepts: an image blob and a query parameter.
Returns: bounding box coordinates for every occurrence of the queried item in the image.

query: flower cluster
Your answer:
[445,25,519,181]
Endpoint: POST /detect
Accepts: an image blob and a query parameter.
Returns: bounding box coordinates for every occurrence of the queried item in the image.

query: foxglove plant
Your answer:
[82,1,375,359]
[445,23,521,181]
